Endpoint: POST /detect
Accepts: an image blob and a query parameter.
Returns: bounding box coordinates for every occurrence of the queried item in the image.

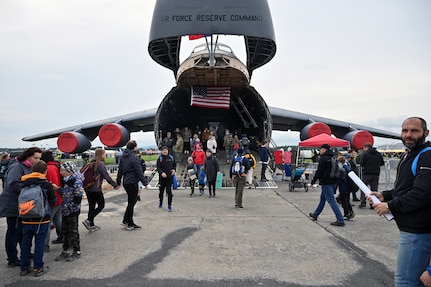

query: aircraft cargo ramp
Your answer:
[148,150,278,189]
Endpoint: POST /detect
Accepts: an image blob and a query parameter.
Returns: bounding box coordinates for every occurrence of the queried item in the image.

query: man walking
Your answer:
[359,142,384,208]
[370,117,431,286]
[309,144,345,227]
[230,148,250,208]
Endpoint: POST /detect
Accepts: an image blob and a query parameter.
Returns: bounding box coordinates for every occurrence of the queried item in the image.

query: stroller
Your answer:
[288,167,308,192]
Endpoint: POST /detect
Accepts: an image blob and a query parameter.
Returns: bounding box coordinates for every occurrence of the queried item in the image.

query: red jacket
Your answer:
[46,161,63,206]
[192,150,206,165]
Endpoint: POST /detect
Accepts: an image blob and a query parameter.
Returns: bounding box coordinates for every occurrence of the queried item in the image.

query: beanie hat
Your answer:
[60,161,77,174]
[187,157,193,162]
[320,144,330,150]
[237,148,244,155]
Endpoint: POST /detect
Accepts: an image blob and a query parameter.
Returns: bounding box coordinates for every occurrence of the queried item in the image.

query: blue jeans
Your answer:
[21,223,49,270]
[395,231,431,287]
[312,184,344,222]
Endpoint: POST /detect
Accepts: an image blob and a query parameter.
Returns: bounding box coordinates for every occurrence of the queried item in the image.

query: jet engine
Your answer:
[344,130,374,150]
[57,132,91,154]
[300,122,331,141]
[98,123,130,147]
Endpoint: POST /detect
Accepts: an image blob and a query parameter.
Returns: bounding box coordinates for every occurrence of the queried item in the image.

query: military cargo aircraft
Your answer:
[22,0,399,153]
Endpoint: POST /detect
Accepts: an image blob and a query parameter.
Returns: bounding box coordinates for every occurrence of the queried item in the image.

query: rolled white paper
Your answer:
[348,171,394,221]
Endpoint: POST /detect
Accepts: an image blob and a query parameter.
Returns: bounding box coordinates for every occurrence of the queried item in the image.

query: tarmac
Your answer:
[0,178,398,287]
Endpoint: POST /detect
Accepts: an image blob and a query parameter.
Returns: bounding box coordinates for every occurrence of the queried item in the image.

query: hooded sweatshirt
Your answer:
[116,149,147,185]
[383,141,431,233]
[361,147,384,175]
[20,172,57,223]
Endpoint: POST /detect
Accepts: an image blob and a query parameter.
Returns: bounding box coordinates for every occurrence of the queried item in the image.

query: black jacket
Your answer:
[311,150,336,185]
[156,154,176,180]
[204,155,219,182]
[117,149,147,186]
[361,147,384,175]
[383,141,431,233]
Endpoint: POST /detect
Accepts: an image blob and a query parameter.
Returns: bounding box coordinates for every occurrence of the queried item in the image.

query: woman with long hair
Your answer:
[0,147,42,267]
[82,148,119,232]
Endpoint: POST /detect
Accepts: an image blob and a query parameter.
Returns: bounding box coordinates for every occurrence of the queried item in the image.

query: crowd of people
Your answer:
[2,117,431,286]
[307,116,431,286]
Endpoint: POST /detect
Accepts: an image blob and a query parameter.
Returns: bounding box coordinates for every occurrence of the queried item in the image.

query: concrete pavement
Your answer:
[1,180,397,286]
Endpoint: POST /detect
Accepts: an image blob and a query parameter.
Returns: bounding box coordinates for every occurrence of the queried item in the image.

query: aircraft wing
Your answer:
[22,108,157,142]
[23,105,399,144]
[269,106,400,139]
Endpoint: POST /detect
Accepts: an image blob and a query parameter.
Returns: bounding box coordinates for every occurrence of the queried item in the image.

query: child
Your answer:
[54,161,84,262]
[185,157,197,196]
[337,156,355,220]
[198,166,206,196]
[203,149,219,198]
[19,161,57,277]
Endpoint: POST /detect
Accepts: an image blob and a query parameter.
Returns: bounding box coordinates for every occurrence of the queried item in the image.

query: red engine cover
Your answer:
[344,130,374,150]
[57,132,91,153]
[300,122,331,141]
[98,123,130,147]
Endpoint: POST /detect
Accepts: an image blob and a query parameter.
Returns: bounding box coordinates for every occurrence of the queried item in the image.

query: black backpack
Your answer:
[329,157,346,180]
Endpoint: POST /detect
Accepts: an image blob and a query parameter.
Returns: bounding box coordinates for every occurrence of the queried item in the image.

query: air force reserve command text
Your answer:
[161,14,263,22]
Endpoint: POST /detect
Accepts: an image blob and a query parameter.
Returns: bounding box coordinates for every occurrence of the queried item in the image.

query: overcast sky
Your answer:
[1,0,430,149]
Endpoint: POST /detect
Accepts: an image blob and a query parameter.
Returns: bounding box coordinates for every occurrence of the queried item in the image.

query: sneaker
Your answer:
[330,221,345,227]
[34,266,49,277]
[137,195,141,201]
[359,204,366,208]
[121,221,128,226]
[51,238,64,244]
[126,224,141,231]
[348,212,356,219]
[55,251,70,261]
[90,225,101,232]
[7,260,20,268]
[309,213,317,221]
[20,266,33,276]
[44,245,50,252]
[82,219,91,230]
[158,203,163,208]
[168,206,172,212]
[66,252,81,262]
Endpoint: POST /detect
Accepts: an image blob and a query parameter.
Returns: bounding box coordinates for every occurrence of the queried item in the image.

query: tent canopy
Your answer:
[299,133,350,148]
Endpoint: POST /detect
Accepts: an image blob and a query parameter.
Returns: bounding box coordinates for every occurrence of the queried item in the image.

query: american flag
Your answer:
[191,86,231,109]
[188,34,211,40]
